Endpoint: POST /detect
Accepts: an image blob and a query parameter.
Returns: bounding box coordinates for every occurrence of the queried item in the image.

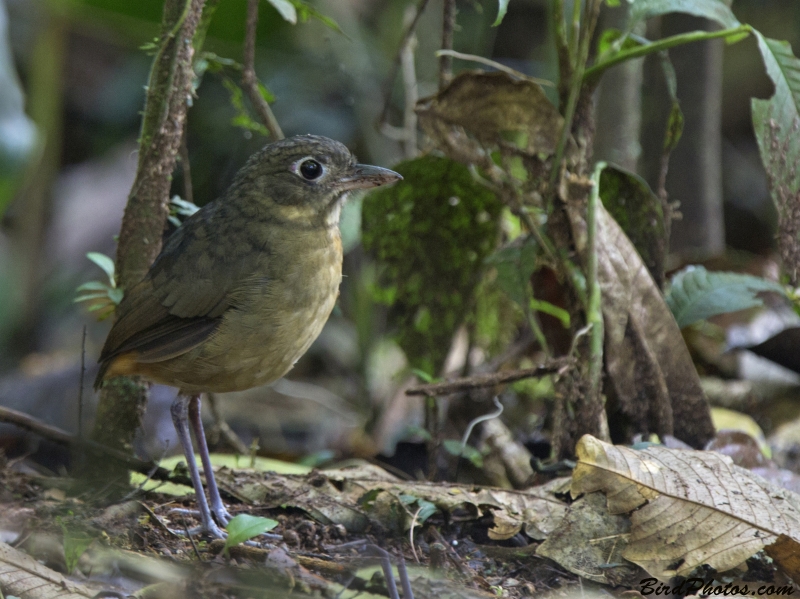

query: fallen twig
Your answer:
[405,357,572,396]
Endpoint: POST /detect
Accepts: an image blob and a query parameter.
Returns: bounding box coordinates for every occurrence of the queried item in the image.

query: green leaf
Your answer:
[108,287,124,305]
[222,78,269,137]
[530,298,570,328]
[59,522,93,575]
[399,494,437,523]
[223,514,278,554]
[485,237,539,309]
[86,252,116,284]
[75,281,112,293]
[665,266,787,328]
[290,0,344,35]
[263,0,297,24]
[442,439,483,468]
[599,164,666,286]
[606,0,621,5]
[752,33,800,269]
[493,0,511,26]
[627,0,739,30]
[659,53,684,154]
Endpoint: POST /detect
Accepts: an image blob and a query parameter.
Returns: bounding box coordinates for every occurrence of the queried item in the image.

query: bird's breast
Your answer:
[191,227,344,392]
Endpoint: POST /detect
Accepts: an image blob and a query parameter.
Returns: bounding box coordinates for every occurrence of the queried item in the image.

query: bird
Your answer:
[94,134,401,538]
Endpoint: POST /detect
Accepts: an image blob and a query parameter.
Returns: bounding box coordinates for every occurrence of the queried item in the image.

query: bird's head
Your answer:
[234,134,401,228]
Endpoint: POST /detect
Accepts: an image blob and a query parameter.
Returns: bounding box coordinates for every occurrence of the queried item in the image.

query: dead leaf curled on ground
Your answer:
[570,435,800,580]
[222,463,567,541]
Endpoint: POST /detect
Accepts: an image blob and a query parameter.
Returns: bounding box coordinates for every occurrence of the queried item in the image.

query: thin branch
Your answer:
[435,50,554,86]
[242,0,283,140]
[399,5,419,159]
[179,131,194,206]
[406,357,572,396]
[207,392,249,455]
[439,0,456,89]
[78,325,86,438]
[0,405,165,475]
[378,0,431,128]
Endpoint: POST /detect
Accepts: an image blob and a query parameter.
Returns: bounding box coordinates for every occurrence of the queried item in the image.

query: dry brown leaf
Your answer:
[536,492,644,586]
[572,435,800,580]
[416,71,563,158]
[567,200,714,447]
[0,540,101,598]
[225,464,567,540]
[764,534,800,581]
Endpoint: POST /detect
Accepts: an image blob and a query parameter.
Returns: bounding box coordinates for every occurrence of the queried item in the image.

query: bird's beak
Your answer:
[338,164,402,191]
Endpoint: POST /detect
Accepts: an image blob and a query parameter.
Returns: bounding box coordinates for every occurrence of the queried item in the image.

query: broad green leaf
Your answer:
[627,0,739,30]
[223,514,279,554]
[493,0,511,27]
[665,266,787,328]
[752,33,800,280]
[86,252,116,283]
[263,0,296,24]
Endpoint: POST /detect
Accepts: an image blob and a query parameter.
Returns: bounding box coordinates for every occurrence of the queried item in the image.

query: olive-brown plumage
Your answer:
[95,135,400,537]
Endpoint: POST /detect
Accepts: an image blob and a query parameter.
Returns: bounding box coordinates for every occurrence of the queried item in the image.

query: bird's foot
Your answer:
[167,507,281,542]
[168,507,227,539]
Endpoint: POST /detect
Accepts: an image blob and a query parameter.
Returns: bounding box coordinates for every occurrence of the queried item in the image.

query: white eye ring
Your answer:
[292,156,326,181]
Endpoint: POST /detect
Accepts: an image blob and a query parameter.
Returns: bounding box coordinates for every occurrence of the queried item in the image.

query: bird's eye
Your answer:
[299,159,323,180]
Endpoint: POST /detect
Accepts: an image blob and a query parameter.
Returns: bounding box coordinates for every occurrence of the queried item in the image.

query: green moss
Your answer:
[362,155,502,375]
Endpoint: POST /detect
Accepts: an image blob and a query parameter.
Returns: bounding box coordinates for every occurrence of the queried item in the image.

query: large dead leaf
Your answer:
[219,463,567,540]
[536,492,644,586]
[567,190,714,447]
[0,540,103,598]
[416,71,563,160]
[571,435,800,580]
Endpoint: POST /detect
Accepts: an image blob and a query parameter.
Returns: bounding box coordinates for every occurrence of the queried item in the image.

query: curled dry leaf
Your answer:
[416,70,565,165]
[567,197,714,447]
[571,435,800,580]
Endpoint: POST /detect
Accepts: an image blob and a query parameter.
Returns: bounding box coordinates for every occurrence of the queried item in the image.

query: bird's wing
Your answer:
[98,202,264,367]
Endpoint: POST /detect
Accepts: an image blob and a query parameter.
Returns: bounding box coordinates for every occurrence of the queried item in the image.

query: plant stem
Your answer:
[439,0,456,89]
[584,24,751,80]
[587,162,605,413]
[242,0,283,140]
[548,0,602,193]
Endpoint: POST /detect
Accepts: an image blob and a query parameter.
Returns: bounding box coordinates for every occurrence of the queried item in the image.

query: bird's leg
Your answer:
[187,393,233,526]
[170,394,226,538]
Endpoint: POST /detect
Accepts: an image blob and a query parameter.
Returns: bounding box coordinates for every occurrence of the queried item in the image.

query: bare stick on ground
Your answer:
[406,357,572,397]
